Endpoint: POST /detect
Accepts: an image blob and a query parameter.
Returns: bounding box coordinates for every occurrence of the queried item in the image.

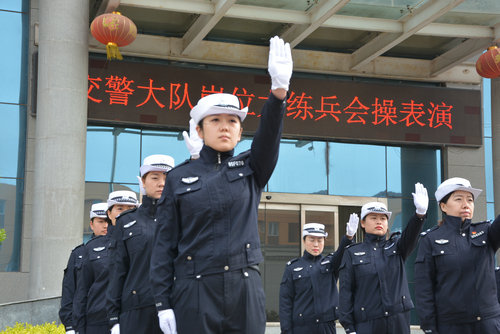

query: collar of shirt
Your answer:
[442,215,471,234]
[199,145,234,164]
[302,250,322,262]
[364,233,387,245]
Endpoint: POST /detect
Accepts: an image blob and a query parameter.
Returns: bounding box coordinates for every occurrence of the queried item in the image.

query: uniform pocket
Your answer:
[175,181,203,217]
[352,254,374,277]
[226,166,254,200]
[123,226,145,254]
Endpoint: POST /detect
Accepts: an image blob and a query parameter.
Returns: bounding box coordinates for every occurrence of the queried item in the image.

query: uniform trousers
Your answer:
[85,323,108,334]
[292,321,336,334]
[437,316,500,334]
[172,267,265,334]
[120,305,162,334]
[355,311,410,334]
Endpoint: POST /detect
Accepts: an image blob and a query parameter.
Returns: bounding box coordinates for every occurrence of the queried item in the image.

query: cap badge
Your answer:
[293,267,303,272]
[434,239,449,244]
[182,176,199,184]
[124,220,137,228]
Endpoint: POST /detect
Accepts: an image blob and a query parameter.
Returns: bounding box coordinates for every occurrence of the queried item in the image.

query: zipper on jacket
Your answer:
[215,152,221,170]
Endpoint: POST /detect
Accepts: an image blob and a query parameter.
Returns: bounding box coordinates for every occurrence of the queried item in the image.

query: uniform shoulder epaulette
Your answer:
[420,225,439,237]
[286,258,299,266]
[232,150,251,160]
[346,242,361,249]
[117,207,137,220]
[86,235,105,245]
[471,220,491,225]
[72,243,84,252]
[171,159,191,171]
[389,231,402,240]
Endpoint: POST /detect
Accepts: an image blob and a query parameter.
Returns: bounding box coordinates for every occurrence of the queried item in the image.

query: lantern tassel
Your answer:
[106,42,123,60]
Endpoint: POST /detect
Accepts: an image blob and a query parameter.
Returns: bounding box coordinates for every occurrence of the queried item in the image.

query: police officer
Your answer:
[339,183,428,334]
[415,177,500,334]
[59,202,108,334]
[150,36,293,334]
[279,218,358,334]
[73,191,138,334]
[107,155,175,334]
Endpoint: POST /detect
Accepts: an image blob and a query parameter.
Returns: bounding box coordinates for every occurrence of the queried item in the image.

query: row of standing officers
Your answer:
[58,34,500,334]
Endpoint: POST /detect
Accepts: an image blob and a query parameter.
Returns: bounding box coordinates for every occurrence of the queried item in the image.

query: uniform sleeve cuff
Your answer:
[155,300,171,311]
[109,316,119,326]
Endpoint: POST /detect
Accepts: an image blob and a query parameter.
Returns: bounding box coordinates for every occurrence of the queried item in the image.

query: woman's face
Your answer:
[440,190,474,221]
[361,213,389,236]
[89,217,108,236]
[196,114,242,152]
[107,204,136,225]
[304,235,325,256]
[143,171,166,199]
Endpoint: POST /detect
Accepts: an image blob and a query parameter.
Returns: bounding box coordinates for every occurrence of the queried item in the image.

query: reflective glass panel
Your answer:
[259,207,301,322]
[86,127,141,183]
[329,142,386,196]
[0,11,25,104]
[0,104,26,178]
[484,79,492,137]
[268,139,327,194]
[485,137,494,203]
[387,146,402,197]
[0,177,23,272]
[141,130,191,166]
[0,1,24,12]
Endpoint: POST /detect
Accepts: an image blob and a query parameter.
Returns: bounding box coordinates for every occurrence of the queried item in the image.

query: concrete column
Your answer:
[29,0,89,298]
[492,78,500,215]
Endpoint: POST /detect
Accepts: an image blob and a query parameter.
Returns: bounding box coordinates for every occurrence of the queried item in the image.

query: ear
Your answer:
[236,126,243,142]
[360,219,366,229]
[196,125,204,140]
[439,202,447,214]
[89,220,94,232]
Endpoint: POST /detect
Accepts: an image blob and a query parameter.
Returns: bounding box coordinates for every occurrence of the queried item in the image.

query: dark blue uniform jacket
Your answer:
[339,214,425,333]
[150,93,286,311]
[107,196,159,326]
[74,232,113,332]
[279,235,352,333]
[59,243,85,331]
[415,214,500,333]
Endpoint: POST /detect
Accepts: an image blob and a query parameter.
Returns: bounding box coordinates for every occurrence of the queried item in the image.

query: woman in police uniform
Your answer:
[107,155,174,334]
[59,202,108,334]
[150,36,293,334]
[415,177,500,334]
[279,218,358,334]
[73,191,138,334]
[339,183,428,334]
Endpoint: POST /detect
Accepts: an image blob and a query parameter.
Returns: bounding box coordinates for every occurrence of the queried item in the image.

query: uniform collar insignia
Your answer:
[124,220,137,228]
[434,239,449,244]
[293,267,303,271]
[471,230,484,239]
[93,246,105,252]
[228,160,245,168]
[354,252,365,256]
[181,176,199,184]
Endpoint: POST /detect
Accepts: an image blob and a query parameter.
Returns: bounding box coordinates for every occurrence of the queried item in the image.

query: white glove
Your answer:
[413,182,429,215]
[158,309,177,334]
[346,213,359,237]
[136,176,146,195]
[268,36,293,91]
[182,119,203,159]
[111,324,120,334]
[66,331,75,334]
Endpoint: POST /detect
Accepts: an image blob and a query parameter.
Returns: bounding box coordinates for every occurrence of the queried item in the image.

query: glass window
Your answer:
[0,104,26,178]
[329,142,386,196]
[0,1,25,12]
[86,127,141,183]
[387,146,402,197]
[141,130,190,166]
[485,137,494,203]
[268,139,327,194]
[0,11,26,104]
[0,177,23,272]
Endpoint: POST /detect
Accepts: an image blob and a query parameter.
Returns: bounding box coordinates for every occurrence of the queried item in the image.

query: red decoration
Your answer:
[476,46,500,79]
[91,12,137,60]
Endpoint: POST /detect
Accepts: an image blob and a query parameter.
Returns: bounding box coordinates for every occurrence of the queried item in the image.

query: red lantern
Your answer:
[476,46,500,79]
[90,12,137,60]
